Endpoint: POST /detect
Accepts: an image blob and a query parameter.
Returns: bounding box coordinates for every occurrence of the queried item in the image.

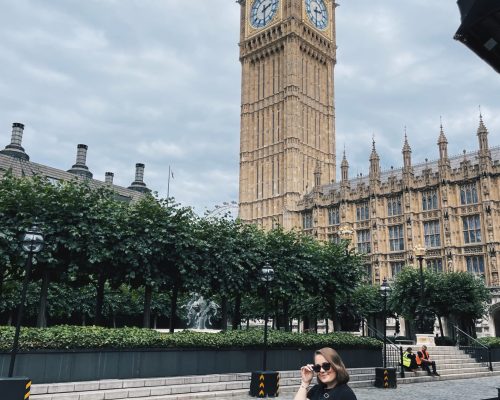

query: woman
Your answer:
[294,347,357,400]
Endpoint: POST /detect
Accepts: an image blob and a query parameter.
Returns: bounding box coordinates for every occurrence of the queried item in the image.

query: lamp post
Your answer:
[8,225,44,377]
[261,262,274,372]
[380,277,391,369]
[414,245,426,334]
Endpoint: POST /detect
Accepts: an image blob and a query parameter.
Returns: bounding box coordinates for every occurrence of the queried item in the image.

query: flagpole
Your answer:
[167,165,171,202]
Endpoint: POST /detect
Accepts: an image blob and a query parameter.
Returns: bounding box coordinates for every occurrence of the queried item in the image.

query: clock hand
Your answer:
[314,7,320,24]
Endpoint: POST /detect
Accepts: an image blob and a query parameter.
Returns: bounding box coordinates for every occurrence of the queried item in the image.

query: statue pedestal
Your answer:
[416,334,435,346]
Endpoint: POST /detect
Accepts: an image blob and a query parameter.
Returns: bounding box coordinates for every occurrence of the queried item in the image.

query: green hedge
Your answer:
[0,326,382,351]
[478,337,500,348]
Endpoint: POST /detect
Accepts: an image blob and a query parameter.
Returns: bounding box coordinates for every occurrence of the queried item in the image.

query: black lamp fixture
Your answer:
[379,277,392,369]
[454,0,500,73]
[9,225,44,377]
[260,262,274,372]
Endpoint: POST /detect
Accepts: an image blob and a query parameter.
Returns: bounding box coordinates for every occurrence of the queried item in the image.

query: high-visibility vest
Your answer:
[402,352,411,368]
[416,350,429,365]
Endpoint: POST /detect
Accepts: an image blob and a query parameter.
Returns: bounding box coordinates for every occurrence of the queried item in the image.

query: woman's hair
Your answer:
[315,347,350,386]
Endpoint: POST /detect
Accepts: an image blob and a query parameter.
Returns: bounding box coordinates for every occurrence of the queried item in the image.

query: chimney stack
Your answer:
[128,163,150,193]
[105,172,114,185]
[0,122,30,160]
[67,144,93,179]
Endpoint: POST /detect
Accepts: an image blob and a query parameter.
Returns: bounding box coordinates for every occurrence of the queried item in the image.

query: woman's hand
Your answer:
[300,364,314,385]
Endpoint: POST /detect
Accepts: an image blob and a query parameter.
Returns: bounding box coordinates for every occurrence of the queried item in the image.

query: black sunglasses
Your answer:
[312,362,332,373]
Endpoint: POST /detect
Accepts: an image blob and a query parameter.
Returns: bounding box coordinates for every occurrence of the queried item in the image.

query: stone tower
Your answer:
[238,0,337,229]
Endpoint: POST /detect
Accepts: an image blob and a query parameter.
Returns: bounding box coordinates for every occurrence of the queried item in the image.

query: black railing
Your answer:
[452,324,493,372]
[367,324,405,378]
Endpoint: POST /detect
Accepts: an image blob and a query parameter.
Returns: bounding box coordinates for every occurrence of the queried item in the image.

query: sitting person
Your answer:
[416,345,440,376]
[402,347,418,371]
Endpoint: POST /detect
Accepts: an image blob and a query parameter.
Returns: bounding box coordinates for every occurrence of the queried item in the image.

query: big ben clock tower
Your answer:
[238,0,337,229]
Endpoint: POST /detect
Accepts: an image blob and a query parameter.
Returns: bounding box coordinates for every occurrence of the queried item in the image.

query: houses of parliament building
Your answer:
[237,0,500,335]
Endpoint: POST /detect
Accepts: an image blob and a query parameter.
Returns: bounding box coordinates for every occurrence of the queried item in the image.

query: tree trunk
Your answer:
[297,317,301,332]
[8,310,12,326]
[314,318,318,333]
[82,313,86,326]
[325,318,329,334]
[169,283,179,333]
[37,270,49,328]
[438,315,444,337]
[153,314,158,329]
[94,270,106,326]
[143,284,153,328]
[283,300,290,332]
[221,295,228,331]
[0,266,4,304]
[112,313,116,328]
[246,319,250,330]
[303,315,310,332]
[232,294,241,330]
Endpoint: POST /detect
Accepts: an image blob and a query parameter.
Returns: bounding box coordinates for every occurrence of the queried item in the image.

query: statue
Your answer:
[184,294,219,329]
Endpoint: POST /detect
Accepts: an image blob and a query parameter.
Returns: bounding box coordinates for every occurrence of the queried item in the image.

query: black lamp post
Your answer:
[380,277,391,369]
[414,245,426,334]
[261,262,274,372]
[8,225,44,377]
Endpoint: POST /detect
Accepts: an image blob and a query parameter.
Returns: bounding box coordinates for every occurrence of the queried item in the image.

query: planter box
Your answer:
[0,347,382,384]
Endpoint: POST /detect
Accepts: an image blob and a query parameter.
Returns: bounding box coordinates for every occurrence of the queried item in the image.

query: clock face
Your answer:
[305,0,328,30]
[250,0,279,29]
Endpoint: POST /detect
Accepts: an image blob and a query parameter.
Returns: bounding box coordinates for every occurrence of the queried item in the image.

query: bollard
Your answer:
[374,367,397,389]
[0,377,31,400]
[249,371,280,397]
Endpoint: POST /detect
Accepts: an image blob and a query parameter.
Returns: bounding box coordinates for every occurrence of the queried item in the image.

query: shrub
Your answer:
[434,336,455,346]
[478,337,500,348]
[0,326,382,351]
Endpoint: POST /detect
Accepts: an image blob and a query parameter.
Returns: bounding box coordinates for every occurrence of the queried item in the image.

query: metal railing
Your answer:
[367,324,405,378]
[453,324,493,371]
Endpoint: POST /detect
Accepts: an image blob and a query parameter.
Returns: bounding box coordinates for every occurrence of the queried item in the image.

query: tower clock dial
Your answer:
[250,0,279,29]
[305,0,328,30]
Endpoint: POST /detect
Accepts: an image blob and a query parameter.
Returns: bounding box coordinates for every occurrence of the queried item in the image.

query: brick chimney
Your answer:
[67,144,93,179]
[105,172,114,185]
[128,163,150,193]
[0,123,30,160]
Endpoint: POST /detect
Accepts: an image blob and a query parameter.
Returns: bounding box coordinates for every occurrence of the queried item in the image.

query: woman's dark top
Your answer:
[306,383,357,400]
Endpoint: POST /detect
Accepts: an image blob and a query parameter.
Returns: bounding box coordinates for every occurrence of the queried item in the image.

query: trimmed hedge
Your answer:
[478,337,500,348]
[0,326,382,351]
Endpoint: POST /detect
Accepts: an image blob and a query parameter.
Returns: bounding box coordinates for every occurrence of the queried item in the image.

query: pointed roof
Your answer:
[402,130,411,153]
[477,113,488,135]
[370,137,379,161]
[438,121,448,144]
[341,149,349,167]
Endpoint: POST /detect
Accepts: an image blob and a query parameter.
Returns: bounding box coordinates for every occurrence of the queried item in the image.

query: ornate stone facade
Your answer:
[238,0,337,230]
[297,120,499,290]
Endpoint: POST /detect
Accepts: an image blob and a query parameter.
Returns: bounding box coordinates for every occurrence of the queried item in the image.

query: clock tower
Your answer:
[238,0,337,229]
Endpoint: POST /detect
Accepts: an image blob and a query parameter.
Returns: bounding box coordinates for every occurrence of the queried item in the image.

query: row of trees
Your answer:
[0,173,365,331]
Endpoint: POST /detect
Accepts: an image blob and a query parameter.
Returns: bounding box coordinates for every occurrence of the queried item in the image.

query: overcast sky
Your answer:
[0,0,498,214]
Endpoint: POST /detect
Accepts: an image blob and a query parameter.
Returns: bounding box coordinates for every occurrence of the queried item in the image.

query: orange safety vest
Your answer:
[415,350,429,365]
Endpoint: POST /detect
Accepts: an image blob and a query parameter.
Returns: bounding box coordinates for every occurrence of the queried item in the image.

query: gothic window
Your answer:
[466,255,485,276]
[387,196,402,216]
[303,211,313,229]
[329,234,341,245]
[328,207,340,225]
[357,229,371,254]
[460,183,478,205]
[389,225,405,251]
[356,202,370,221]
[422,190,438,211]
[391,262,405,277]
[364,264,373,283]
[462,215,481,244]
[424,220,441,248]
[427,258,443,273]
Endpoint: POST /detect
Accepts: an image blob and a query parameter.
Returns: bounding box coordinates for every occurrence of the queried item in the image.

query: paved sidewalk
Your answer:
[276,375,500,400]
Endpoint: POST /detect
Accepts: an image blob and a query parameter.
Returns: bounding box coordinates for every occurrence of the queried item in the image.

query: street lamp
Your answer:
[261,262,274,372]
[380,277,391,369]
[414,245,426,334]
[8,225,44,377]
